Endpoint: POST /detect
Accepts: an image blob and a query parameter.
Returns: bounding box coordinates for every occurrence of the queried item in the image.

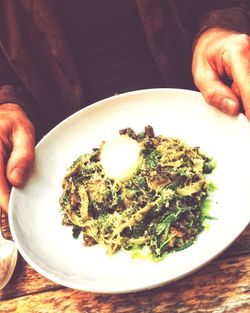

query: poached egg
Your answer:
[100,135,141,181]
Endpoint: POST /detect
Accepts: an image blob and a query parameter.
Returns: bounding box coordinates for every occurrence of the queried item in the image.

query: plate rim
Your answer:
[8,87,250,294]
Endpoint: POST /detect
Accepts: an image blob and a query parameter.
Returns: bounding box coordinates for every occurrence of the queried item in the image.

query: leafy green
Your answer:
[59,126,216,260]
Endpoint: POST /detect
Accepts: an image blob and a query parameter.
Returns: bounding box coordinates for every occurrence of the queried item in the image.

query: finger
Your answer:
[228,53,250,119]
[6,124,35,186]
[0,140,10,212]
[194,64,241,116]
[231,82,241,98]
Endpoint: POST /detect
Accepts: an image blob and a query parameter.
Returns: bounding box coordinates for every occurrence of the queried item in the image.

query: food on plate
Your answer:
[59,126,215,259]
[100,135,141,181]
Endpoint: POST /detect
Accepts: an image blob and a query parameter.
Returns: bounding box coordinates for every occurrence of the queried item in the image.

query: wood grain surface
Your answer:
[0,212,249,313]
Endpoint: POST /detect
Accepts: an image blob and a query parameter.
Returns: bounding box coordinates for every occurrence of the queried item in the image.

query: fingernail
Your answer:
[11,168,26,185]
[220,98,237,115]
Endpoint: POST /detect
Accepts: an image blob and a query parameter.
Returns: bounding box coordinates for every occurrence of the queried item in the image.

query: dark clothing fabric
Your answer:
[56,0,164,106]
[0,0,250,137]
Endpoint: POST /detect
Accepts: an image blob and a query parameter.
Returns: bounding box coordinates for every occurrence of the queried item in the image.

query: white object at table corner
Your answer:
[0,207,18,290]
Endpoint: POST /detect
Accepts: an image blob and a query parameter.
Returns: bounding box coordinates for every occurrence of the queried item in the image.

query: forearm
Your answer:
[0,44,41,137]
[0,84,27,106]
[198,4,250,35]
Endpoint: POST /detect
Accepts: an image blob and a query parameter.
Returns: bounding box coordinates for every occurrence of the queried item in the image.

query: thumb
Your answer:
[195,70,241,116]
[7,126,35,186]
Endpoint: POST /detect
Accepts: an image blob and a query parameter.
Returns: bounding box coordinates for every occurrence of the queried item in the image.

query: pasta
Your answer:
[59,126,215,259]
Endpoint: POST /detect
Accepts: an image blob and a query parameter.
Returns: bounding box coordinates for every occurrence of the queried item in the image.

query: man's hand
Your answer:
[192,28,250,119]
[0,103,35,211]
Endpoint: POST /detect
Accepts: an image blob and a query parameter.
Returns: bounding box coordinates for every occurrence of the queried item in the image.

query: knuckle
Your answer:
[20,122,35,141]
[237,34,250,50]
[192,70,204,88]
[25,122,36,139]
[203,88,220,107]
[229,34,250,55]
[15,147,34,162]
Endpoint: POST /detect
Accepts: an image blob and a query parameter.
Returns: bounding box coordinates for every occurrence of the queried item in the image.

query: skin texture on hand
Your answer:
[192,28,250,119]
[0,103,35,212]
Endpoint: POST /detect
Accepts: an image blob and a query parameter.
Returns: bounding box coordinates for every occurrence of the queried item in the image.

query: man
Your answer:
[0,0,250,211]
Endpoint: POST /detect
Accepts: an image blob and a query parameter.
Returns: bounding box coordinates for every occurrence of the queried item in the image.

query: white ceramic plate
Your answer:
[9,89,250,294]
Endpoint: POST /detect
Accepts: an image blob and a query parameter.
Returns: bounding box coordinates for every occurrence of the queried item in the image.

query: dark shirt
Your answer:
[56,0,164,105]
[1,1,249,135]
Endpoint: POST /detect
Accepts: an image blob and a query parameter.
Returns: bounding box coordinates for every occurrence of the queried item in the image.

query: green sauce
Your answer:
[130,247,166,262]
[208,181,217,192]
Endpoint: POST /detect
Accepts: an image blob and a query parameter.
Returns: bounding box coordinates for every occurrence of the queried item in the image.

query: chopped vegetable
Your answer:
[59,126,215,260]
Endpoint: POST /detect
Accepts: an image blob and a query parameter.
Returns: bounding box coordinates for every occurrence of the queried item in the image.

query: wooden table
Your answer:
[0,211,249,313]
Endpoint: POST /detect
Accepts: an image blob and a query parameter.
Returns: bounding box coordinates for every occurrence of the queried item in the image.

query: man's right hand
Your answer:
[0,103,35,212]
[192,28,250,119]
